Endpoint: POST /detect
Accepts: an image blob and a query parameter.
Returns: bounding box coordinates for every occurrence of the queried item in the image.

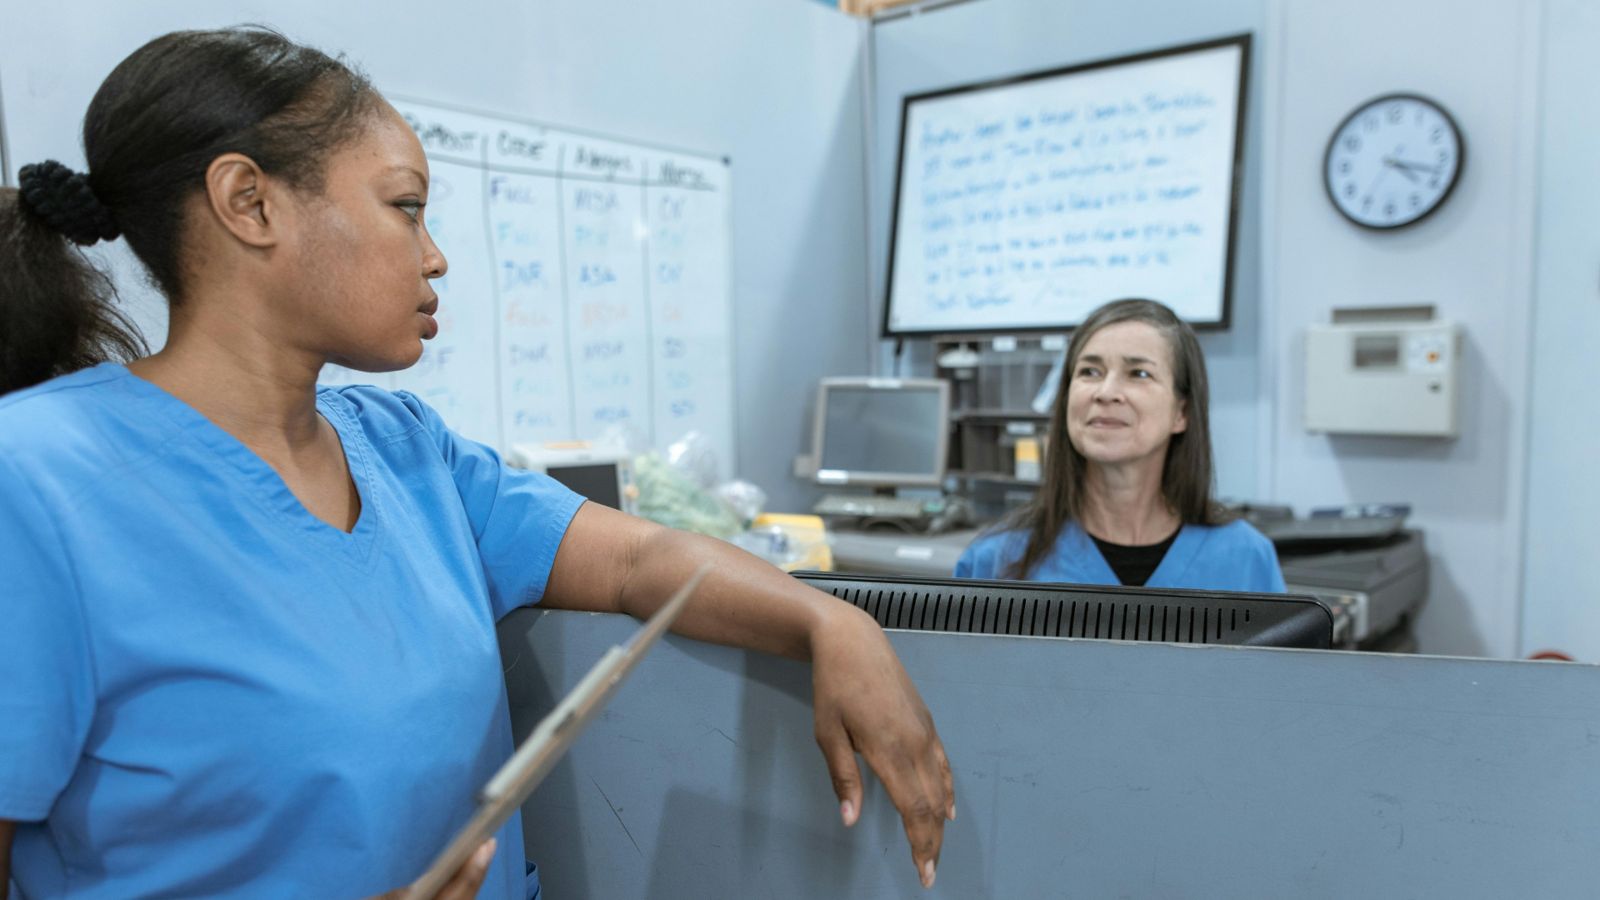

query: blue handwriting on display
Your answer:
[510,343,550,365]
[573,188,619,213]
[501,261,545,290]
[577,264,618,287]
[490,177,540,206]
[584,372,633,390]
[908,85,1226,311]
[583,341,625,361]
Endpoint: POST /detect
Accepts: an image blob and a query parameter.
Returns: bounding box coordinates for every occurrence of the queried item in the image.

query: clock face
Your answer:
[1324,94,1464,230]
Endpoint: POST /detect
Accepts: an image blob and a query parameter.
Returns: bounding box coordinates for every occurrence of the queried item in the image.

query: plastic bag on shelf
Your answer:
[633,452,742,538]
[633,430,767,539]
[714,479,767,527]
[597,421,651,458]
[663,430,720,490]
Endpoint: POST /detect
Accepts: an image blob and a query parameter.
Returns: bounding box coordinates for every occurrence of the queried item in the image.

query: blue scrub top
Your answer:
[0,363,585,899]
[955,519,1286,593]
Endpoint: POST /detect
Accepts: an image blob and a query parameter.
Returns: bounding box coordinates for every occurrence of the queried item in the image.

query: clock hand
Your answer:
[1364,164,1389,201]
[1382,156,1421,183]
[1390,158,1442,175]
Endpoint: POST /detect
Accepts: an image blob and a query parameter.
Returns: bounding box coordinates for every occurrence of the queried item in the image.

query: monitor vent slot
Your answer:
[812,581,1283,646]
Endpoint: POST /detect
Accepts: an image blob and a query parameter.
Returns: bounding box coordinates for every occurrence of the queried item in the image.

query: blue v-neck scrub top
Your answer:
[955,520,1286,593]
[0,364,585,899]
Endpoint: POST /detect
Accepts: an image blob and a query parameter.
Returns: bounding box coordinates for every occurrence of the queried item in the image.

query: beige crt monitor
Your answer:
[810,377,951,488]
[508,441,639,515]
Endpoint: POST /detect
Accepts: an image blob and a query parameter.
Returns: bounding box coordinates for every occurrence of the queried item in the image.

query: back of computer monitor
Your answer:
[794,572,1333,649]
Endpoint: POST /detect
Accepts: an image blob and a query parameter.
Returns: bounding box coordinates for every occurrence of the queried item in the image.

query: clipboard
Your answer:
[406,563,712,899]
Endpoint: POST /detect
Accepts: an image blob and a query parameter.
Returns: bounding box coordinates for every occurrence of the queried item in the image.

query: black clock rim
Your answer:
[1321,91,1466,232]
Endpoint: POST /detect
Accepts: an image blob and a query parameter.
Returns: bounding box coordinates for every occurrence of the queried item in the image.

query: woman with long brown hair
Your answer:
[956,299,1283,591]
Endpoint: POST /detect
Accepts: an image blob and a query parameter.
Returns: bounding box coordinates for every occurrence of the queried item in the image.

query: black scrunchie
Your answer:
[18,160,121,246]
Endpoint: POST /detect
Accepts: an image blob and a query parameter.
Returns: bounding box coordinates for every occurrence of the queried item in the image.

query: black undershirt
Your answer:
[1090,528,1181,587]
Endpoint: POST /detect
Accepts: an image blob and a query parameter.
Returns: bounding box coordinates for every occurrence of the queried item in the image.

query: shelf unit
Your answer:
[932,335,1064,510]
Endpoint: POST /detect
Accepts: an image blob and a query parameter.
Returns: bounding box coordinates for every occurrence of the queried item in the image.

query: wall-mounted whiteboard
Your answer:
[883,34,1250,335]
[325,98,735,466]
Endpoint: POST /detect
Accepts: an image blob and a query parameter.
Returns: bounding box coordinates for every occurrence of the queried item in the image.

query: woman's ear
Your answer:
[202,153,278,249]
[1172,399,1189,435]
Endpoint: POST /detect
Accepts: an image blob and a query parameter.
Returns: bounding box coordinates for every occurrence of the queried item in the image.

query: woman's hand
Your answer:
[546,505,956,887]
[369,837,496,900]
[810,604,955,889]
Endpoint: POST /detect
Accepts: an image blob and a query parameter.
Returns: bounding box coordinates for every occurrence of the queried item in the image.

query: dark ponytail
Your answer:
[0,25,379,395]
[0,185,145,393]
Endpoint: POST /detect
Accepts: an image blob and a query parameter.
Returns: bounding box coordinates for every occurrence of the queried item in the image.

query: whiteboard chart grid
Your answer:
[478,141,507,452]
[882,35,1250,335]
[323,98,735,472]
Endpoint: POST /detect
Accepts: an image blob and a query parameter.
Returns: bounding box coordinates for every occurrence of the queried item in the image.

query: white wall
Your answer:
[0,0,870,514]
[1519,0,1600,659]
[1261,0,1541,657]
[868,0,1270,503]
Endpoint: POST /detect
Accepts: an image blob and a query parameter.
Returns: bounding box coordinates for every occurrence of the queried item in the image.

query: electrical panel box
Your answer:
[1305,311,1461,438]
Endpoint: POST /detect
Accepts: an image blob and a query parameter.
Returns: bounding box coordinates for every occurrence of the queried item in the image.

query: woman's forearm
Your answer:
[543,502,861,660]
[540,502,952,887]
[617,524,852,661]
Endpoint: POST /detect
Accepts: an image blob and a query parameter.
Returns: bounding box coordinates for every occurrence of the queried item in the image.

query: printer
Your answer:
[1255,514,1428,651]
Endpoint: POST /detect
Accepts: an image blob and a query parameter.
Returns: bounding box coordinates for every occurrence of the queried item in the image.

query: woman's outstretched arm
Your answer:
[543,502,954,888]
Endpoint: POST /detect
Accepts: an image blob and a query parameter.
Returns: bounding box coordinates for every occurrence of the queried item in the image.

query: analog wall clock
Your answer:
[1324,93,1464,230]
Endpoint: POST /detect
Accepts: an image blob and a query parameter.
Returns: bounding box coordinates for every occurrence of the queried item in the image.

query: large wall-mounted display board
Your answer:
[883,34,1250,335]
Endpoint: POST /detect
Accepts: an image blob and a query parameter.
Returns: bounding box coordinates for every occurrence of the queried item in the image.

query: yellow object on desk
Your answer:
[1014,436,1041,482]
[750,513,834,572]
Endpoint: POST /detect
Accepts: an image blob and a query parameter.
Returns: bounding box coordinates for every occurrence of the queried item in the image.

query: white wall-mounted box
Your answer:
[1305,316,1461,438]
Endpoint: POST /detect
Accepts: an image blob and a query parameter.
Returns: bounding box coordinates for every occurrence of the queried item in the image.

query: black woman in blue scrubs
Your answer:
[0,26,952,899]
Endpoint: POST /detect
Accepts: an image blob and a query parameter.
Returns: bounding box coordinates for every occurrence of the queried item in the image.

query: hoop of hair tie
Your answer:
[17,159,121,246]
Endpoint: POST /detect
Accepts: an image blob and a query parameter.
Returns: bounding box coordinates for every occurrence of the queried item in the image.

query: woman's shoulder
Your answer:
[954,525,1029,576]
[1190,517,1275,550]
[0,361,127,418]
[1183,518,1285,592]
[316,384,507,483]
[964,524,1028,553]
[0,364,147,471]
[316,382,448,443]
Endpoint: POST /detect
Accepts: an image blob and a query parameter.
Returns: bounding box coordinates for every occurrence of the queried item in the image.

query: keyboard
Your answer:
[813,494,934,520]
[1257,515,1404,546]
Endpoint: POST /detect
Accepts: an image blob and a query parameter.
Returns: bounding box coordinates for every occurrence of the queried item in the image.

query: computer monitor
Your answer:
[508,442,639,515]
[794,571,1333,649]
[811,377,951,489]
